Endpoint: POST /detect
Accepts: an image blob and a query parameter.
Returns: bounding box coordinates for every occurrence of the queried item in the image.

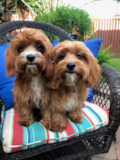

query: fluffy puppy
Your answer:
[6,28,53,126]
[43,40,101,132]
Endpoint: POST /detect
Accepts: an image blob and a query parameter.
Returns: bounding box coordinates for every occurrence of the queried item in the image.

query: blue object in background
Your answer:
[69,34,78,40]
[0,43,15,110]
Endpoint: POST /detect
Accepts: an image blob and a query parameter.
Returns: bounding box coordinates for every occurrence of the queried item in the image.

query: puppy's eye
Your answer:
[77,54,82,59]
[18,45,24,50]
[59,54,65,60]
[37,44,43,49]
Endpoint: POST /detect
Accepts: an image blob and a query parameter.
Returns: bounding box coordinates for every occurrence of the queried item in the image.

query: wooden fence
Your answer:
[91,19,120,57]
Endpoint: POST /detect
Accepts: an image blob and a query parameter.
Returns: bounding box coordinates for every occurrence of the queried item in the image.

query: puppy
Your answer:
[6,28,54,126]
[43,40,101,132]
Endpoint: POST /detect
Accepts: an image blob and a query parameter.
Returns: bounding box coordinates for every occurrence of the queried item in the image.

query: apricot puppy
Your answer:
[43,40,101,132]
[6,28,53,126]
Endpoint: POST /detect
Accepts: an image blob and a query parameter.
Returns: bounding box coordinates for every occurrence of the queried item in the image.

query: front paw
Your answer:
[51,113,67,132]
[18,117,34,127]
[68,110,83,124]
[43,121,51,130]
[70,115,83,124]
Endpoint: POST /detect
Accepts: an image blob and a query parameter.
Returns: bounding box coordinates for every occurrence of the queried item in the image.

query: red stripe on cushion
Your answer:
[12,110,23,152]
[46,130,49,144]
[86,101,109,118]
[65,121,75,139]
[82,111,95,130]
[96,104,109,118]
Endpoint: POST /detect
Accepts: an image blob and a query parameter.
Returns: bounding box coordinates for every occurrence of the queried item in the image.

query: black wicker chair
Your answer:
[0,21,120,160]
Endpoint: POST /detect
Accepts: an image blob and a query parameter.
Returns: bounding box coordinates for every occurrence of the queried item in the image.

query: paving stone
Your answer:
[116,148,120,160]
[93,142,117,160]
[103,159,116,160]
[115,143,120,150]
[92,157,103,160]
[116,127,120,143]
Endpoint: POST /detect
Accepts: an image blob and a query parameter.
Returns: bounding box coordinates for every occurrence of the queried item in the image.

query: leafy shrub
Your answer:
[97,45,115,64]
[35,5,93,41]
[0,0,16,23]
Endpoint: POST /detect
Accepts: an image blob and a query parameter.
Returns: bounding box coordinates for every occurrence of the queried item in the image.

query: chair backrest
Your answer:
[0,21,73,44]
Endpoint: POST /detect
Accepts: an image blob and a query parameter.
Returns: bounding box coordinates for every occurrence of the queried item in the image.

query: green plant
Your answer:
[104,58,120,72]
[0,0,16,23]
[97,45,115,64]
[35,5,93,41]
[0,99,3,107]
[17,0,63,16]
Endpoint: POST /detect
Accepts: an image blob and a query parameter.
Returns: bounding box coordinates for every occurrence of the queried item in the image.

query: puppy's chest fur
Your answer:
[62,87,79,112]
[30,77,44,108]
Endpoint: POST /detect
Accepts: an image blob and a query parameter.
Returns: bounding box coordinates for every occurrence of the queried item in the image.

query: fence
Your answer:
[91,18,120,57]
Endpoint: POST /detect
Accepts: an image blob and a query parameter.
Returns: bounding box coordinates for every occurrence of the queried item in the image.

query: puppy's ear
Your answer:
[44,55,54,79]
[47,75,61,89]
[85,54,102,88]
[43,38,54,79]
[6,44,16,77]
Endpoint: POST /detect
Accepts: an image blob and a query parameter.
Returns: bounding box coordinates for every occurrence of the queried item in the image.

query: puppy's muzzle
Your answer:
[27,54,35,62]
[67,62,75,71]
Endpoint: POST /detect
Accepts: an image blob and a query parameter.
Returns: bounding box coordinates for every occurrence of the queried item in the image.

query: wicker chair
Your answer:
[0,21,120,160]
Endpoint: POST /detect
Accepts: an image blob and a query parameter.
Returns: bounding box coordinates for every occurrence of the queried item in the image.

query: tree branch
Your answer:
[79,0,100,9]
[21,0,37,16]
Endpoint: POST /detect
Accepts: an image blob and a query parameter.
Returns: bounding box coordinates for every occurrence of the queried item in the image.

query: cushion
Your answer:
[0,105,5,141]
[1,101,109,153]
[53,39,103,102]
[0,43,15,110]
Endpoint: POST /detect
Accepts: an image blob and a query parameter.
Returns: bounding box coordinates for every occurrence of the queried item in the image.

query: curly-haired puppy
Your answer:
[6,28,54,126]
[43,40,101,132]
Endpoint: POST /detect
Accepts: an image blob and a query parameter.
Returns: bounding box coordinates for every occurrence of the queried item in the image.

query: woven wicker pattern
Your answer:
[0,21,120,160]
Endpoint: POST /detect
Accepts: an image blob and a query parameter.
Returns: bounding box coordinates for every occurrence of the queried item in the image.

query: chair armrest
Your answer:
[94,65,120,134]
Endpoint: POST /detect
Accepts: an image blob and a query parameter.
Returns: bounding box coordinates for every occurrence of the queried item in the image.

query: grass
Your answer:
[104,58,120,72]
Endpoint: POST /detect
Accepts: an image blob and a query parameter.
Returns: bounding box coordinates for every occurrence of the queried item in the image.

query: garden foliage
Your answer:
[97,45,115,64]
[35,5,93,41]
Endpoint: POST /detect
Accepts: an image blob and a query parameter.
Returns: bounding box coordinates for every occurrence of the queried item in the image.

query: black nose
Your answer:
[67,62,75,71]
[27,54,35,62]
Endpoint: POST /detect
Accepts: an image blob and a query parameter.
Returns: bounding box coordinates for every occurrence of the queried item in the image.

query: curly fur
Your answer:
[6,28,54,126]
[42,40,102,132]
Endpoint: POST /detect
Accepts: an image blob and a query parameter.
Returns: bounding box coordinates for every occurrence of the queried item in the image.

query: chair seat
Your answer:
[0,101,109,153]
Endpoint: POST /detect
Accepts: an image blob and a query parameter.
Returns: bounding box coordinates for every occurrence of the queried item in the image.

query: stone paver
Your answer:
[116,149,120,160]
[115,126,120,160]
[92,141,117,160]
[116,127,120,143]
[115,143,120,150]
[115,142,120,160]
[92,157,103,160]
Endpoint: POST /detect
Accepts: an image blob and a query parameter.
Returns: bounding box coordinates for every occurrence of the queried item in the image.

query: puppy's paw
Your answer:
[51,113,67,132]
[68,109,83,124]
[70,115,83,124]
[43,121,51,130]
[18,117,34,127]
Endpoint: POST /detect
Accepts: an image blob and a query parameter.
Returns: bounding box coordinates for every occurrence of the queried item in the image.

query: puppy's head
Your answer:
[6,28,53,78]
[52,41,101,87]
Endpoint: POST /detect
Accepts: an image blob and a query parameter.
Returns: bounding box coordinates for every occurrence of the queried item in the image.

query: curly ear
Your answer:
[43,37,54,79]
[44,55,54,79]
[6,44,16,77]
[85,54,102,88]
[46,75,61,89]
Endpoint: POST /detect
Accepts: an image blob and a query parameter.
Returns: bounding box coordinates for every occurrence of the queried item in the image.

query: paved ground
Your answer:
[91,126,120,160]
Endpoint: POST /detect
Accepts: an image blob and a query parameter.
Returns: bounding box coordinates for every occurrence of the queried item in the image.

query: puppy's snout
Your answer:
[67,62,75,71]
[27,54,35,62]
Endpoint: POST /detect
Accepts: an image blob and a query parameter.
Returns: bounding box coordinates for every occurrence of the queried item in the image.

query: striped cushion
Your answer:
[1,101,109,153]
